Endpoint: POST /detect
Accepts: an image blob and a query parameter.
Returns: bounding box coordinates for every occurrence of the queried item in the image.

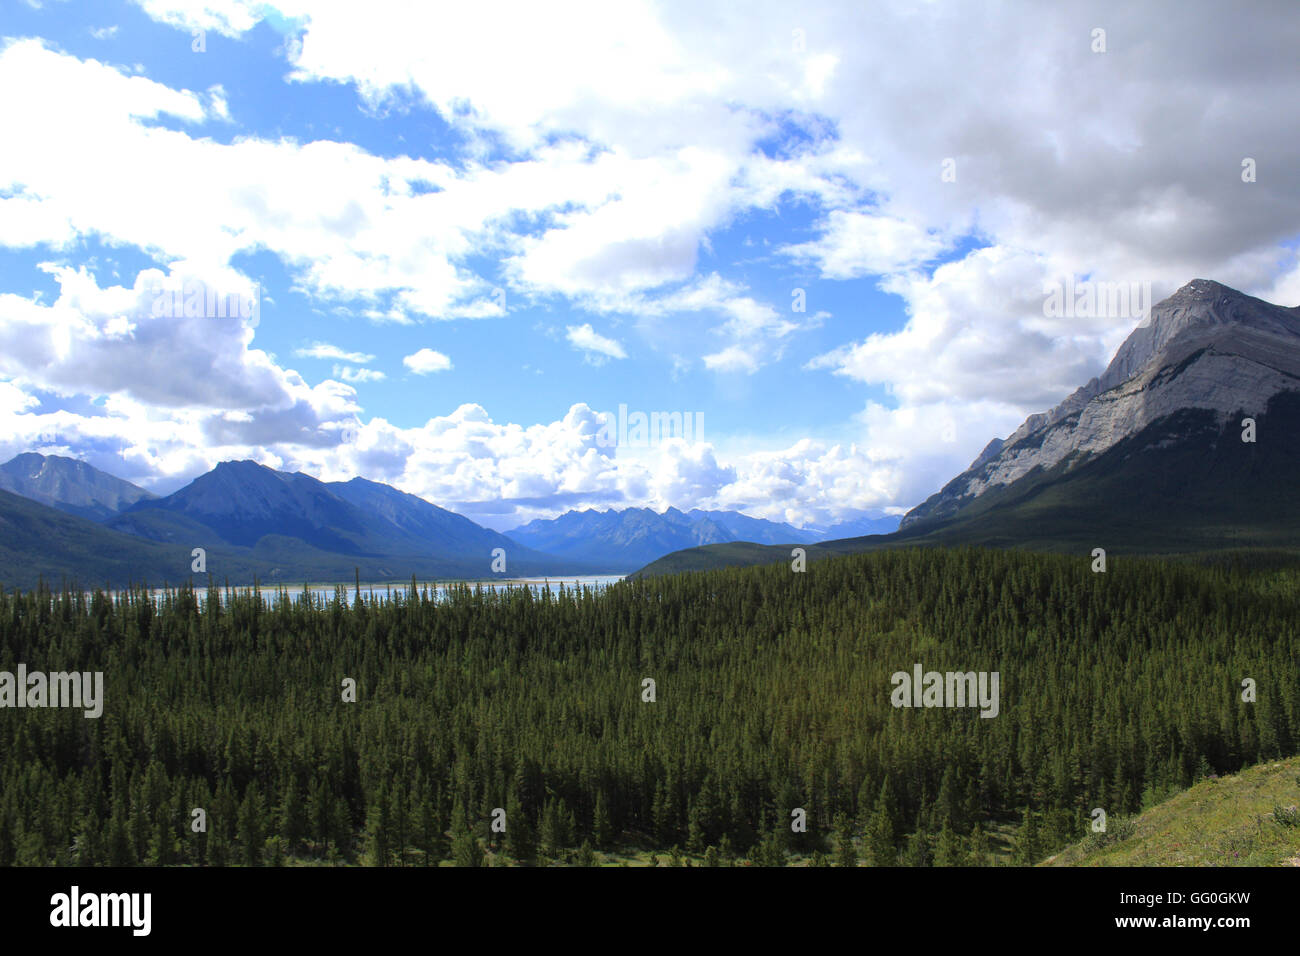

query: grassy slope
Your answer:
[1046,757,1300,867]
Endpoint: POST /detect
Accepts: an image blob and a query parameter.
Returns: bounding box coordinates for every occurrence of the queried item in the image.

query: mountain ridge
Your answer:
[901,279,1300,530]
[506,505,900,571]
[634,279,1300,576]
[0,452,155,521]
[0,454,605,587]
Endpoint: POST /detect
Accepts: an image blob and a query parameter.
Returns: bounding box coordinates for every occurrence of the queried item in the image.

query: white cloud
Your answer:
[296,342,376,364]
[4,1,1299,522]
[702,345,759,375]
[402,348,452,375]
[806,246,1140,408]
[565,323,627,364]
[131,0,268,37]
[781,211,946,279]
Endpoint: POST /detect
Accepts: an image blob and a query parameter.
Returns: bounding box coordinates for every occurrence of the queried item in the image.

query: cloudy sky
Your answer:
[1,0,1297,531]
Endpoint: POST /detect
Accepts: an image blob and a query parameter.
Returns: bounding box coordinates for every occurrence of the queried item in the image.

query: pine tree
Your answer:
[263,835,286,866]
[278,779,306,855]
[106,810,134,866]
[718,832,735,865]
[833,810,858,868]
[651,783,676,845]
[592,790,614,849]
[967,822,990,866]
[1014,807,1041,866]
[756,827,786,867]
[903,830,930,867]
[934,819,962,867]
[146,799,179,866]
[238,784,265,867]
[416,792,446,866]
[451,799,484,868]
[505,788,536,863]
[364,783,392,866]
[306,777,333,857]
[540,797,572,858]
[866,782,896,866]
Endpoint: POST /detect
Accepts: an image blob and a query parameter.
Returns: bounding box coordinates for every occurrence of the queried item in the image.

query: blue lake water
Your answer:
[101,575,626,606]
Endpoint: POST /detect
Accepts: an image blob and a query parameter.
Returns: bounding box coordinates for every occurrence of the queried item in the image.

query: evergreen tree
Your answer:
[834,810,858,868]
[450,799,484,868]
[106,810,134,867]
[416,792,447,866]
[238,785,266,867]
[278,779,306,855]
[866,782,896,867]
[592,790,614,849]
[1014,808,1041,866]
[505,788,536,863]
[364,783,392,866]
[934,819,962,867]
[967,822,991,867]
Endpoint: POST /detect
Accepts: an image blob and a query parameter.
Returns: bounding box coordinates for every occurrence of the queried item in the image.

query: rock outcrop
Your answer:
[902,280,1300,529]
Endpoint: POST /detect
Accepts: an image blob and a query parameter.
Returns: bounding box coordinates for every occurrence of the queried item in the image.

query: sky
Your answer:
[1,0,1298,531]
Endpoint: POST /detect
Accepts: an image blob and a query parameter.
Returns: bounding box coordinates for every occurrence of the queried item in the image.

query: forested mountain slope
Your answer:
[1,547,1294,866]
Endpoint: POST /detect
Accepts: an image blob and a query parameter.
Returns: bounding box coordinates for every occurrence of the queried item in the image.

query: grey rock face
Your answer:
[902,280,1300,529]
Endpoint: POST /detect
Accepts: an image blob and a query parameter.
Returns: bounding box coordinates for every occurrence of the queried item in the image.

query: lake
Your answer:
[94,575,627,606]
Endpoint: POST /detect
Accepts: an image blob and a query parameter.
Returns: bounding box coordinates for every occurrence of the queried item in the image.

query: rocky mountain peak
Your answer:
[902,280,1300,530]
[1109,279,1300,385]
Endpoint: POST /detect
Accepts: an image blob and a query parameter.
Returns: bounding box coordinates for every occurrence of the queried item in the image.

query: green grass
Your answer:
[1046,757,1300,867]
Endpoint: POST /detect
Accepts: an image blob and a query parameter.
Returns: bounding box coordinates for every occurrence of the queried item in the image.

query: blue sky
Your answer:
[1,0,1297,530]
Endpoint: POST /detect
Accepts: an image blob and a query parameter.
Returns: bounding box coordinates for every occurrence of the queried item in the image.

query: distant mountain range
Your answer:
[0,452,155,521]
[0,456,593,589]
[506,507,897,571]
[635,279,1300,576]
[30,277,1278,591]
[0,453,897,589]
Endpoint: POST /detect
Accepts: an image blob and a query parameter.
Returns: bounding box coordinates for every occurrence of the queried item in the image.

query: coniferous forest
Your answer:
[0,547,1296,867]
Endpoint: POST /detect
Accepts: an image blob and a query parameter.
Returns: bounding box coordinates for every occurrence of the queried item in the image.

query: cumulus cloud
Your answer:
[565,323,627,364]
[3,0,1299,523]
[402,348,452,375]
[807,246,1132,408]
[702,346,759,375]
[782,211,947,279]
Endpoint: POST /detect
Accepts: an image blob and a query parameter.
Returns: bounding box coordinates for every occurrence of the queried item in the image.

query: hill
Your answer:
[0,486,268,588]
[1047,757,1300,867]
